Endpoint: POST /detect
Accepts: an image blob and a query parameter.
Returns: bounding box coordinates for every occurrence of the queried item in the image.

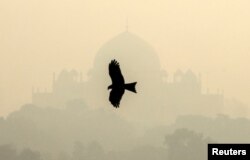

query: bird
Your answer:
[108,59,137,108]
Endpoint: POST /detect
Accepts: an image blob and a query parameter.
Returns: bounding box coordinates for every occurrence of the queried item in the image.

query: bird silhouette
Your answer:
[108,59,137,108]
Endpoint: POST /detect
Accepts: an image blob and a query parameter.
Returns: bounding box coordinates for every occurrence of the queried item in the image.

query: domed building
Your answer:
[86,31,223,124]
[32,31,224,125]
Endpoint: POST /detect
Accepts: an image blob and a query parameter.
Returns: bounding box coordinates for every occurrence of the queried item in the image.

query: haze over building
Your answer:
[32,31,224,125]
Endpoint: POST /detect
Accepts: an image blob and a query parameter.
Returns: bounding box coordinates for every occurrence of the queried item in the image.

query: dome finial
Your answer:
[126,17,129,32]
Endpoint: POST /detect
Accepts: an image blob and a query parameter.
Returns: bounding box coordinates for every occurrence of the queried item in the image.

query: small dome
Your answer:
[184,69,197,83]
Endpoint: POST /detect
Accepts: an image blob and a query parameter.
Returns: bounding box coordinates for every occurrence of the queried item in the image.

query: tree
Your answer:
[165,128,212,160]
[72,141,85,160]
[86,141,104,160]
[19,148,41,160]
[0,145,18,160]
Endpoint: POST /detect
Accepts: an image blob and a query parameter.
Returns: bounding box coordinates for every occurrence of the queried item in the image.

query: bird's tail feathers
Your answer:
[125,82,137,93]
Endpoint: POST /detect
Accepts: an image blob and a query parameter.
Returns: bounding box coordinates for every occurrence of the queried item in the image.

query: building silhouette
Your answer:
[32,70,85,108]
[32,31,223,124]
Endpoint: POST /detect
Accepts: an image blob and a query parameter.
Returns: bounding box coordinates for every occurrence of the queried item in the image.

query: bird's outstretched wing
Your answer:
[109,59,124,85]
[109,88,124,108]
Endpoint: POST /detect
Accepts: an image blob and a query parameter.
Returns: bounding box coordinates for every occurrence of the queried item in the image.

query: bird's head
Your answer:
[108,85,112,90]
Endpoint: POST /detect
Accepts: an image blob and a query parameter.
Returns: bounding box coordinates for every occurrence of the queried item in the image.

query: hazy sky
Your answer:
[0,0,250,116]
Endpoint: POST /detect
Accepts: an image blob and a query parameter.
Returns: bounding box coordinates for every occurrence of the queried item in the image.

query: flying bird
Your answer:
[108,59,137,108]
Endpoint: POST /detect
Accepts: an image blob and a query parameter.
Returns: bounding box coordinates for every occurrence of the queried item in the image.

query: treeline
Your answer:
[0,145,41,160]
[0,103,249,160]
[0,128,210,160]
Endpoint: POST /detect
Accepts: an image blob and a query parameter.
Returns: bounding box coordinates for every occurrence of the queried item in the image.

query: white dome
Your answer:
[94,31,160,69]
[90,31,163,85]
